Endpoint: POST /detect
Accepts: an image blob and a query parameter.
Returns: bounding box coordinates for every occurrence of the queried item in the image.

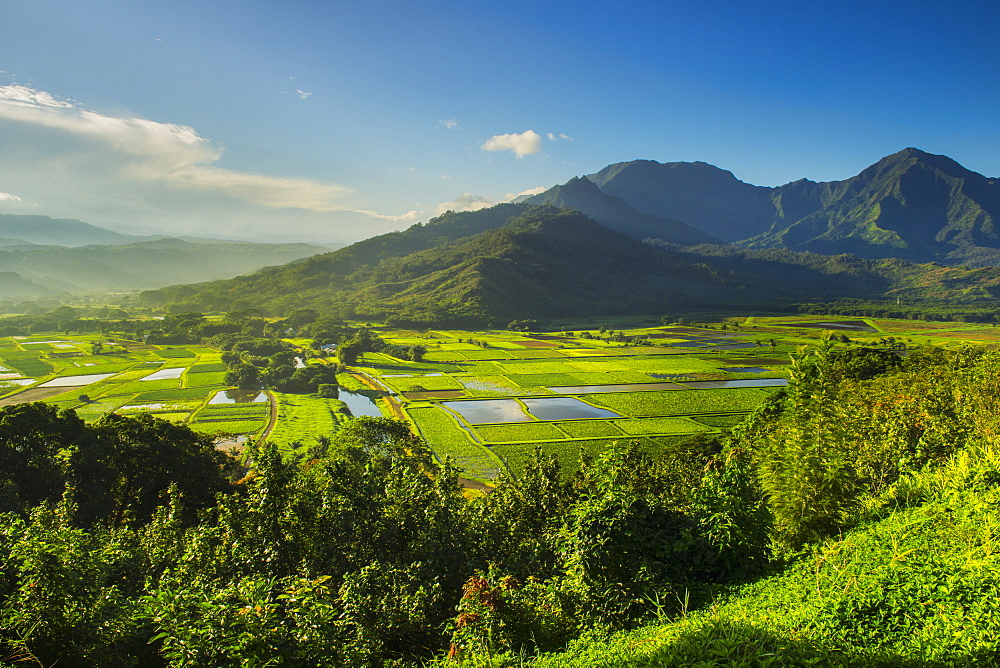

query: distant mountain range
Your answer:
[0,214,333,300]
[139,204,1000,324]
[526,148,1000,266]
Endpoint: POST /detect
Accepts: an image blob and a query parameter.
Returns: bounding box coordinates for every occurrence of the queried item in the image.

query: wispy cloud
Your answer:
[295,89,313,100]
[0,192,21,202]
[435,186,546,215]
[438,117,459,129]
[481,130,543,158]
[0,84,351,212]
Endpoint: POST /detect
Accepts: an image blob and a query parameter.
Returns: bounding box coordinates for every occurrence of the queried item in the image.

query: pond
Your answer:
[721,367,769,373]
[209,389,268,404]
[547,382,689,394]
[682,378,788,389]
[340,390,384,417]
[443,399,532,424]
[522,397,621,420]
[706,343,760,350]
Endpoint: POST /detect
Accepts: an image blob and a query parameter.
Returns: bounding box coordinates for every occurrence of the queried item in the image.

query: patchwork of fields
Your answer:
[3,315,988,483]
[0,334,356,457]
[348,325,795,481]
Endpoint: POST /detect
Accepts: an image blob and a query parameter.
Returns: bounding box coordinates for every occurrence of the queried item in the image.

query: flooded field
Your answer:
[39,373,115,387]
[443,399,531,424]
[522,397,621,420]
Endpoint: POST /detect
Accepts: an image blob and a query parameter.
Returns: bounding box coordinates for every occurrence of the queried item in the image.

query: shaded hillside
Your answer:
[587,159,776,242]
[570,149,1000,265]
[139,206,749,322]
[138,205,1000,324]
[523,175,721,245]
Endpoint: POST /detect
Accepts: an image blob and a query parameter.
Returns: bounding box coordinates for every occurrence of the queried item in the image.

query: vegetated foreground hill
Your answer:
[138,205,1000,324]
[574,147,1000,266]
[0,237,329,299]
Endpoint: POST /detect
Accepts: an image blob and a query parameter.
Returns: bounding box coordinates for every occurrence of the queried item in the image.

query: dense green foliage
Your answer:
[6,331,1000,666]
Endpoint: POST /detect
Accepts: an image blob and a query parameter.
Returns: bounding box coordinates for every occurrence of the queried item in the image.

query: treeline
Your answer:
[794,298,1000,323]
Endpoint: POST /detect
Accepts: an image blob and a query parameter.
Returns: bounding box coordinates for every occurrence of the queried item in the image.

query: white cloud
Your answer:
[0,192,21,202]
[438,117,459,129]
[434,186,546,215]
[481,130,543,158]
[295,89,313,100]
[435,193,495,215]
[0,84,352,212]
[352,208,420,222]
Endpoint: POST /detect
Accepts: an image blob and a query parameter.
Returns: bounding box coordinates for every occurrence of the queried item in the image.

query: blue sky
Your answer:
[1,0,998,243]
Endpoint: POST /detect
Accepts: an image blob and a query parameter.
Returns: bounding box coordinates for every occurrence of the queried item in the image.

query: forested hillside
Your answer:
[138,205,1000,326]
[3,338,1000,665]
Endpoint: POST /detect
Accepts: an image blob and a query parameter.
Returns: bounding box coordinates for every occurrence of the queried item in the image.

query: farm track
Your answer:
[257,389,279,445]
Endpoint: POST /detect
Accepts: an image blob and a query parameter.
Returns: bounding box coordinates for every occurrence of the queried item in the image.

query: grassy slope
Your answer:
[524,445,1000,667]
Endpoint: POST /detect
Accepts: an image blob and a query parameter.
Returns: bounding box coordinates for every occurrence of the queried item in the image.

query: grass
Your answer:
[188,362,227,373]
[156,347,197,358]
[380,375,465,391]
[493,438,627,477]
[406,405,503,480]
[615,416,712,435]
[474,421,568,443]
[266,392,344,453]
[188,419,267,436]
[584,388,776,416]
[135,387,223,402]
[185,371,229,387]
[557,420,626,438]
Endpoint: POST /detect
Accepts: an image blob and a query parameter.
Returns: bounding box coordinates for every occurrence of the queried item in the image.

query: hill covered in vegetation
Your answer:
[138,205,1000,326]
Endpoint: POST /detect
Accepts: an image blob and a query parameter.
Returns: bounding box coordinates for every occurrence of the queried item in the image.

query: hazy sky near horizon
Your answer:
[1,0,998,243]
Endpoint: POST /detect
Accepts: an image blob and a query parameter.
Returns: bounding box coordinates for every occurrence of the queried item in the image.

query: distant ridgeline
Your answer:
[0,213,330,299]
[137,199,1000,327]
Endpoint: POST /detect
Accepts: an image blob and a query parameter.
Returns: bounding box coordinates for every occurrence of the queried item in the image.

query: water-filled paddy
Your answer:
[39,373,115,387]
[209,389,268,404]
[141,367,185,381]
[339,390,384,417]
[721,367,769,373]
[443,399,531,424]
[521,397,621,420]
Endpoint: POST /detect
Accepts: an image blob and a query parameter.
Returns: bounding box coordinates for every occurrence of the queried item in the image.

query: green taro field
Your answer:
[355,323,800,483]
[4,315,985,481]
[0,332,354,457]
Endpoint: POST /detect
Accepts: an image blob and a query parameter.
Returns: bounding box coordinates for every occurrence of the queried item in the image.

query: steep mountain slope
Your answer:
[745,148,1000,264]
[523,175,721,245]
[587,159,776,242]
[138,205,1000,324]
[576,149,1000,265]
[139,206,750,322]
